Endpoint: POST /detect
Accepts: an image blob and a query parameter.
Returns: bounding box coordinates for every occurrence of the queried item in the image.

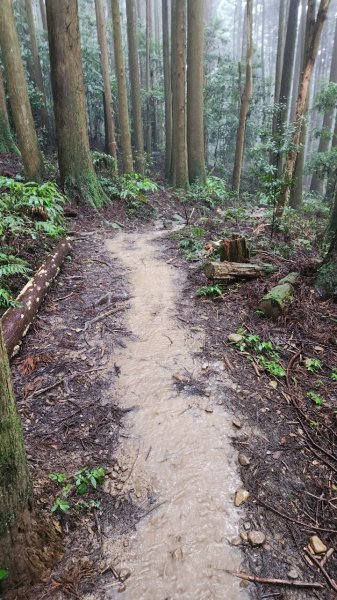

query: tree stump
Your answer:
[220,235,250,263]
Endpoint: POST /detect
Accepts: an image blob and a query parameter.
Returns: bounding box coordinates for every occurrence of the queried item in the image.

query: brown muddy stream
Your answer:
[98,231,249,599]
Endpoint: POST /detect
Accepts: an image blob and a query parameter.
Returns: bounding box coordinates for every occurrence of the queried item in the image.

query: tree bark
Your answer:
[170,0,189,188]
[95,0,117,168]
[111,0,134,173]
[220,236,250,263]
[258,272,298,317]
[274,0,287,108]
[145,0,152,155]
[187,0,206,184]
[0,68,19,155]
[39,0,48,32]
[2,238,71,358]
[276,0,332,217]
[162,0,172,179]
[46,0,107,207]
[126,0,145,173]
[311,15,337,194]
[0,0,43,181]
[204,261,267,280]
[232,0,253,194]
[0,323,63,591]
[24,0,50,134]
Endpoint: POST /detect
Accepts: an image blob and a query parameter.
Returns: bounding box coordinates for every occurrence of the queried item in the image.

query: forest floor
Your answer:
[2,162,337,600]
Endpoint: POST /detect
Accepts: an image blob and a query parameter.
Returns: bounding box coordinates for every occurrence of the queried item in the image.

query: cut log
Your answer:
[258,272,299,318]
[220,235,250,263]
[1,238,72,358]
[204,261,268,281]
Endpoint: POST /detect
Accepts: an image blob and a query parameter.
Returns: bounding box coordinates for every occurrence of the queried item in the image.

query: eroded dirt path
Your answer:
[99,230,248,599]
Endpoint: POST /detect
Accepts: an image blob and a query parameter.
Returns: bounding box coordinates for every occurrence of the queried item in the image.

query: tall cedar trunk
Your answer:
[146,0,152,154]
[46,0,107,207]
[24,0,50,133]
[162,0,172,178]
[95,0,117,168]
[289,0,308,208]
[126,0,145,172]
[111,0,134,173]
[274,0,286,106]
[187,0,206,184]
[276,0,331,217]
[0,67,19,154]
[311,15,337,193]
[39,0,48,32]
[274,0,300,177]
[0,0,43,181]
[232,0,253,193]
[289,0,306,123]
[325,111,337,199]
[317,196,337,295]
[0,324,63,591]
[170,0,189,188]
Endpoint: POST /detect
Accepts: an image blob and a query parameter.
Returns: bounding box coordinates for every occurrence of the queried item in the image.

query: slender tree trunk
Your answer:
[0,0,43,180]
[289,0,306,123]
[170,0,189,188]
[95,0,117,168]
[126,0,145,173]
[274,0,300,176]
[162,0,172,178]
[232,0,253,194]
[311,16,337,193]
[39,0,47,32]
[145,0,152,155]
[0,67,19,154]
[187,0,206,184]
[111,0,134,173]
[276,0,332,217]
[0,324,63,592]
[46,0,107,207]
[273,0,286,114]
[24,0,50,133]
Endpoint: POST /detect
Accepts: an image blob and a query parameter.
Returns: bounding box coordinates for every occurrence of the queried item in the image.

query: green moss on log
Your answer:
[258,272,299,318]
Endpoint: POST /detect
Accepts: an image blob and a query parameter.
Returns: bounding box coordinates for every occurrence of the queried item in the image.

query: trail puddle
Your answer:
[103,231,249,599]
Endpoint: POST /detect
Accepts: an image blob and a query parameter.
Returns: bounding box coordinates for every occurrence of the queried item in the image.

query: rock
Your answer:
[288,568,299,580]
[173,372,189,384]
[248,530,266,547]
[228,333,244,344]
[116,483,123,491]
[243,521,251,530]
[238,453,250,466]
[234,489,250,507]
[119,568,131,583]
[229,536,241,546]
[205,406,213,413]
[118,584,126,593]
[309,535,327,555]
[232,417,242,429]
[240,531,248,541]
[242,389,250,397]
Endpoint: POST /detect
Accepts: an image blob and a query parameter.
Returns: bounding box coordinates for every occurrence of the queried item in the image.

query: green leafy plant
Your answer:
[178,238,203,261]
[304,358,322,373]
[49,466,105,514]
[0,568,8,582]
[256,355,286,378]
[196,285,222,297]
[229,330,286,378]
[331,368,337,381]
[307,391,324,406]
[0,250,31,309]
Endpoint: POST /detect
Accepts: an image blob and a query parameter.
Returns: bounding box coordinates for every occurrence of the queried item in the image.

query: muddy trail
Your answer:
[96,230,248,599]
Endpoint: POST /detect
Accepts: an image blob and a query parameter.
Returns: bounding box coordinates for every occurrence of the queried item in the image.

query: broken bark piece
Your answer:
[220,235,250,263]
[1,238,72,358]
[258,272,299,319]
[204,261,267,281]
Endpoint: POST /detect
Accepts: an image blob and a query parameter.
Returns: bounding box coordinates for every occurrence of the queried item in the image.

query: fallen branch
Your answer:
[2,238,71,358]
[228,571,324,590]
[257,498,337,534]
[303,548,337,592]
[204,261,269,281]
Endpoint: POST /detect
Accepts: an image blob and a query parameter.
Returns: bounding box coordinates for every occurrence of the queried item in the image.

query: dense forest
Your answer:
[0,0,337,598]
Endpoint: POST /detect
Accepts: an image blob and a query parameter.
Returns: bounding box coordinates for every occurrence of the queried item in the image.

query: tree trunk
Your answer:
[111,0,134,173]
[95,0,117,168]
[45,0,107,207]
[145,0,152,155]
[24,0,50,134]
[0,68,19,155]
[187,0,206,184]
[232,0,253,194]
[220,236,250,263]
[39,0,48,32]
[273,0,300,177]
[276,0,332,217]
[258,272,298,317]
[126,0,145,173]
[271,0,287,148]
[162,0,172,179]
[170,0,189,188]
[316,203,337,297]
[204,261,268,281]
[311,15,337,194]
[0,0,43,181]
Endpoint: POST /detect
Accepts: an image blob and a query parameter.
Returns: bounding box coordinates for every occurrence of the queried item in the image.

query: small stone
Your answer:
[205,406,213,413]
[234,489,250,507]
[243,522,251,530]
[119,568,131,583]
[116,483,123,491]
[288,568,299,580]
[240,531,248,541]
[242,389,250,397]
[172,373,189,384]
[232,417,242,429]
[240,580,249,589]
[118,585,126,593]
[229,536,241,546]
[269,380,278,389]
[228,333,244,344]
[248,531,266,547]
[309,535,327,555]
[238,453,250,466]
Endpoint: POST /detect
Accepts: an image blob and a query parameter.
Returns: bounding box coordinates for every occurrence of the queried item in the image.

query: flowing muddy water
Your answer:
[103,231,249,599]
